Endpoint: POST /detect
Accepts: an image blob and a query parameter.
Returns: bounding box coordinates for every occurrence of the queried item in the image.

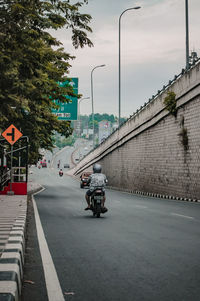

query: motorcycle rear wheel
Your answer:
[96,203,101,218]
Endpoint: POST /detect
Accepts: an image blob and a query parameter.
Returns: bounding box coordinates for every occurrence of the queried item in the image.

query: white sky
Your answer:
[53,0,200,118]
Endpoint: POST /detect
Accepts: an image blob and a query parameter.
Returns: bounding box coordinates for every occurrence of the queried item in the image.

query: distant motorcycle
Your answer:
[90,188,107,218]
[59,170,63,177]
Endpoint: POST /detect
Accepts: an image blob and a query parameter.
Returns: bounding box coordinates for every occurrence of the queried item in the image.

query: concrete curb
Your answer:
[0,198,26,301]
[107,186,200,203]
[27,182,43,196]
[0,182,43,301]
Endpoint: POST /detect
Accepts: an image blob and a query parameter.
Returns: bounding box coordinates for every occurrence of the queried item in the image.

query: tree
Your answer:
[0,0,93,163]
[88,113,119,132]
[78,113,126,133]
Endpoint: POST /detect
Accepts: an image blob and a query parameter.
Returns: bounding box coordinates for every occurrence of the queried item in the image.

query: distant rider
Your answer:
[85,163,108,211]
[59,169,63,176]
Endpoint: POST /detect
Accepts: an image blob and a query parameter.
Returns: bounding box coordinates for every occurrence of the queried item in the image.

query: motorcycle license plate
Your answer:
[94,196,103,201]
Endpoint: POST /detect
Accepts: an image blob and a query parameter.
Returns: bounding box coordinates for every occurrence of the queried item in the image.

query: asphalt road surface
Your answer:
[22,159,200,301]
[49,139,92,170]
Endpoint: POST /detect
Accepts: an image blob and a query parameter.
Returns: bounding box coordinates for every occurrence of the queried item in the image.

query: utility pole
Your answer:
[185,0,189,70]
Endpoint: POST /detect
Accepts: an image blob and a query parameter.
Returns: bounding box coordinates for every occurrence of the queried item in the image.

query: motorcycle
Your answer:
[59,170,63,177]
[90,188,107,218]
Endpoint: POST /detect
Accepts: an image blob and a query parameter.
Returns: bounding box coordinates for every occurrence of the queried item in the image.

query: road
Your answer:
[22,148,200,301]
[46,139,92,170]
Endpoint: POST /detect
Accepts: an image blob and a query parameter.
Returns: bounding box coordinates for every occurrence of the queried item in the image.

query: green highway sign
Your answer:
[52,78,78,121]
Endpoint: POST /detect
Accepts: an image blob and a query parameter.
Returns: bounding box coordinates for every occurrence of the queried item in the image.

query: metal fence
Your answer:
[0,137,28,191]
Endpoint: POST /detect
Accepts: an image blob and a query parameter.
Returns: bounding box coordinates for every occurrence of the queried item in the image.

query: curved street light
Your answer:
[91,64,106,148]
[118,6,141,127]
[78,97,90,119]
[78,97,90,137]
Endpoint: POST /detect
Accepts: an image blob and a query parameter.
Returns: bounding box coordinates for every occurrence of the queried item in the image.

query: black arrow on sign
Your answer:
[6,127,15,141]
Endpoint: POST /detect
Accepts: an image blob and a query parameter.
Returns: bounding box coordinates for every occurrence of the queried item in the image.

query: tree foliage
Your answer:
[54,133,75,148]
[79,113,126,132]
[0,0,93,163]
[163,91,177,117]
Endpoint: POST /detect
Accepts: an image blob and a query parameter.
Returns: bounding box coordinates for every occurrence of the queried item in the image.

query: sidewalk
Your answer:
[0,181,42,301]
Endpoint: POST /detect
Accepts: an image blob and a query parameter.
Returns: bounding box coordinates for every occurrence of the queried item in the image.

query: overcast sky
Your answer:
[53,0,200,118]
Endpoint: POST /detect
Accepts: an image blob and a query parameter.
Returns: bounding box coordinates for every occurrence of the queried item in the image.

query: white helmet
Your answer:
[93,163,102,173]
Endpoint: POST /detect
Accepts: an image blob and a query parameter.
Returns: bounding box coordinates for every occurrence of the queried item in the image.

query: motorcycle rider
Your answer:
[85,163,108,211]
[59,168,63,176]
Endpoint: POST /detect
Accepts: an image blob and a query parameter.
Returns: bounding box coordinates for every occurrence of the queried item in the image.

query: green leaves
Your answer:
[163,91,177,117]
[0,0,93,163]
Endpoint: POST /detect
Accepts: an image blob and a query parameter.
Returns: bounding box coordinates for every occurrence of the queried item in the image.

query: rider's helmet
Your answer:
[93,163,102,173]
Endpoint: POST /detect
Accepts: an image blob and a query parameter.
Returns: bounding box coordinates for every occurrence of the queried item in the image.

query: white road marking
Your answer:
[171,213,194,220]
[134,205,148,209]
[33,191,65,301]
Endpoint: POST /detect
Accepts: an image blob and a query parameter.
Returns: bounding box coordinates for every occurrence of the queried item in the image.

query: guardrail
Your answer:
[0,169,11,190]
[12,167,26,182]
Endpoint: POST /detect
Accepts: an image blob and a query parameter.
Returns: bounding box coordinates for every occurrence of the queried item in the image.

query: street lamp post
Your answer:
[185,0,189,70]
[118,6,141,127]
[78,97,90,137]
[91,64,105,148]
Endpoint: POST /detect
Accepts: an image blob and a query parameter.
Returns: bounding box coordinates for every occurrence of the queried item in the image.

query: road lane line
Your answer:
[171,213,194,220]
[33,193,65,301]
[134,205,148,209]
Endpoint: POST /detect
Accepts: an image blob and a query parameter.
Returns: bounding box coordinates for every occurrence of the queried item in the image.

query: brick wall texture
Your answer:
[72,63,200,200]
[100,95,200,199]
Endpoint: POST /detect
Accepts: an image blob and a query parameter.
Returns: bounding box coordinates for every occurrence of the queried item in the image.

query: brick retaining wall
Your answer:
[100,96,200,199]
[70,62,200,200]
